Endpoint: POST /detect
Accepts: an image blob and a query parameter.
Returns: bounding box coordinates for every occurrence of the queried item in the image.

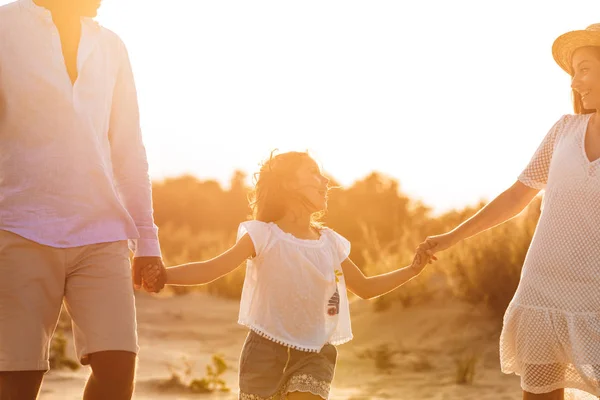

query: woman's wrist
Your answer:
[448,228,465,246]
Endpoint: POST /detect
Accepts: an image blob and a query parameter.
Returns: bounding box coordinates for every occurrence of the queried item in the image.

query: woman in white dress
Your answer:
[418,24,600,400]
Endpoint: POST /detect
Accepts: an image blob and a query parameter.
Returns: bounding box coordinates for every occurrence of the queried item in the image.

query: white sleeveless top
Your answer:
[236,220,353,352]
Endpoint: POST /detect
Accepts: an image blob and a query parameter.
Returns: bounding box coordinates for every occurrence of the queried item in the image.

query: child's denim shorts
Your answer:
[238,330,337,400]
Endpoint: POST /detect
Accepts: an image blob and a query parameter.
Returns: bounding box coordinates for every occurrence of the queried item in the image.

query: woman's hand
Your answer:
[417,231,460,256]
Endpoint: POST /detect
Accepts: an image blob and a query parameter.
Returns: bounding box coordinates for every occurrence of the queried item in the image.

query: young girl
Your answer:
[143,151,434,400]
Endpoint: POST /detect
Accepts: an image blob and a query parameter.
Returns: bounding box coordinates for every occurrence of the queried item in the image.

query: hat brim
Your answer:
[552,30,600,75]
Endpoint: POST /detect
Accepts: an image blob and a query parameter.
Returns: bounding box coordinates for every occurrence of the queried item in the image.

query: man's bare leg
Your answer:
[83,351,136,400]
[0,371,44,400]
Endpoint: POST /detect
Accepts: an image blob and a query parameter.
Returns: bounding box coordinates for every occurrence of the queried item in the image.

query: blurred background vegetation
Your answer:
[152,170,541,320]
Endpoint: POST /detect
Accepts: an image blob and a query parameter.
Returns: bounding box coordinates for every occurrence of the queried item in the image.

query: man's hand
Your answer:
[132,256,166,293]
[140,264,162,292]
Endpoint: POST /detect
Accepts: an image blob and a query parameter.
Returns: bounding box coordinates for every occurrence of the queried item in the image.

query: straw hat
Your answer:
[552,23,600,75]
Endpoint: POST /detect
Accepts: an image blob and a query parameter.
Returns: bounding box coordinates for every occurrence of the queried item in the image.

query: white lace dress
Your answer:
[500,113,600,399]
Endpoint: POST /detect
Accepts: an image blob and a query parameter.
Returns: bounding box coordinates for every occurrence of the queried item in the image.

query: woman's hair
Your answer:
[573,91,595,114]
[571,46,600,114]
[248,150,326,229]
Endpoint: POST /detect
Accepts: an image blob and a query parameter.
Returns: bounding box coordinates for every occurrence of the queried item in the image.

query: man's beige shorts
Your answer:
[0,230,138,371]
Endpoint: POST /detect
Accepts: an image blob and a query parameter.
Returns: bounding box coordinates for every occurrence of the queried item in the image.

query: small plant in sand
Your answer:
[189,354,230,393]
[159,354,230,393]
[49,329,79,371]
[454,349,479,385]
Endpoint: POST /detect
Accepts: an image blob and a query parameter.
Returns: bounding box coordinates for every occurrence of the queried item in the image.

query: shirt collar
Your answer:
[19,0,53,22]
[19,0,101,31]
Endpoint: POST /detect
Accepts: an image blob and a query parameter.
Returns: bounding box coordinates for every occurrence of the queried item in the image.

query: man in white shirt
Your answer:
[0,0,167,398]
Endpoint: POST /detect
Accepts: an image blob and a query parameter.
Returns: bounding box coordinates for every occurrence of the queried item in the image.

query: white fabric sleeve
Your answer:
[518,115,569,190]
[328,229,351,263]
[108,37,160,257]
[237,220,271,258]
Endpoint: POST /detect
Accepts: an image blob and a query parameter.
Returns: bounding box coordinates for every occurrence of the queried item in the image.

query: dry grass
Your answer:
[156,196,543,322]
[152,355,231,394]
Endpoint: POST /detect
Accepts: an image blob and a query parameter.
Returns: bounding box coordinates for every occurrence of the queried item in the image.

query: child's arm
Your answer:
[156,234,255,286]
[341,250,433,300]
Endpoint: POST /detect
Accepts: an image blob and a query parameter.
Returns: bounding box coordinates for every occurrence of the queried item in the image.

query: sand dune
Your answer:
[39,291,523,399]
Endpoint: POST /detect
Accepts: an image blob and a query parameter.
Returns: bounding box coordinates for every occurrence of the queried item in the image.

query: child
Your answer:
[142,151,435,400]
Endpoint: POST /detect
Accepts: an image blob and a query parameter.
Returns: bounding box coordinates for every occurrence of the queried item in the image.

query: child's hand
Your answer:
[141,264,162,292]
[409,249,436,275]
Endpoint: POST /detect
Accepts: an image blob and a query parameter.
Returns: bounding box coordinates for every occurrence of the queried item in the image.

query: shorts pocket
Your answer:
[239,332,286,395]
[239,332,283,373]
[321,344,338,365]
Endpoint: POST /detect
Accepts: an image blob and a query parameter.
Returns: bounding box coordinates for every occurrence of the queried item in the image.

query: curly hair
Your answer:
[247,150,327,229]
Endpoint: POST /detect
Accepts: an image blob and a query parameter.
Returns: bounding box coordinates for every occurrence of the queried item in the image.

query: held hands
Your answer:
[416,232,459,258]
[410,232,458,275]
[140,264,164,292]
[409,231,460,275]
[409,248,437,276]
[132,256,167,293]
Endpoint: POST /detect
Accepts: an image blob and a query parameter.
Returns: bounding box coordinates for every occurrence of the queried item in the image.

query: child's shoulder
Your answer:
[320,228,351,260]
[321,227,341,237]
[239,219,272,228]
[320,227,349,245]
[237,220,277,256]
[237,220,274,240]
[319,226,341,236]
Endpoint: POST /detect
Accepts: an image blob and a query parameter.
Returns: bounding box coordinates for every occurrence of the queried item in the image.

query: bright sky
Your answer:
[5,0,600,213]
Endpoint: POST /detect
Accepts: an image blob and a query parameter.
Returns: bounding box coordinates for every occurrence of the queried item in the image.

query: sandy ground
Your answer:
[39,291,523,400]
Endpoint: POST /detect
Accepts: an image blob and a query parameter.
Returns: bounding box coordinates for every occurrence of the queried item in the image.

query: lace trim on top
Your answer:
[243,325,321,352]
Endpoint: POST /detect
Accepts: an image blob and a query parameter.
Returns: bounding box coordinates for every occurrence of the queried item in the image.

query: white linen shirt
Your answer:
[0,0,160,256]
